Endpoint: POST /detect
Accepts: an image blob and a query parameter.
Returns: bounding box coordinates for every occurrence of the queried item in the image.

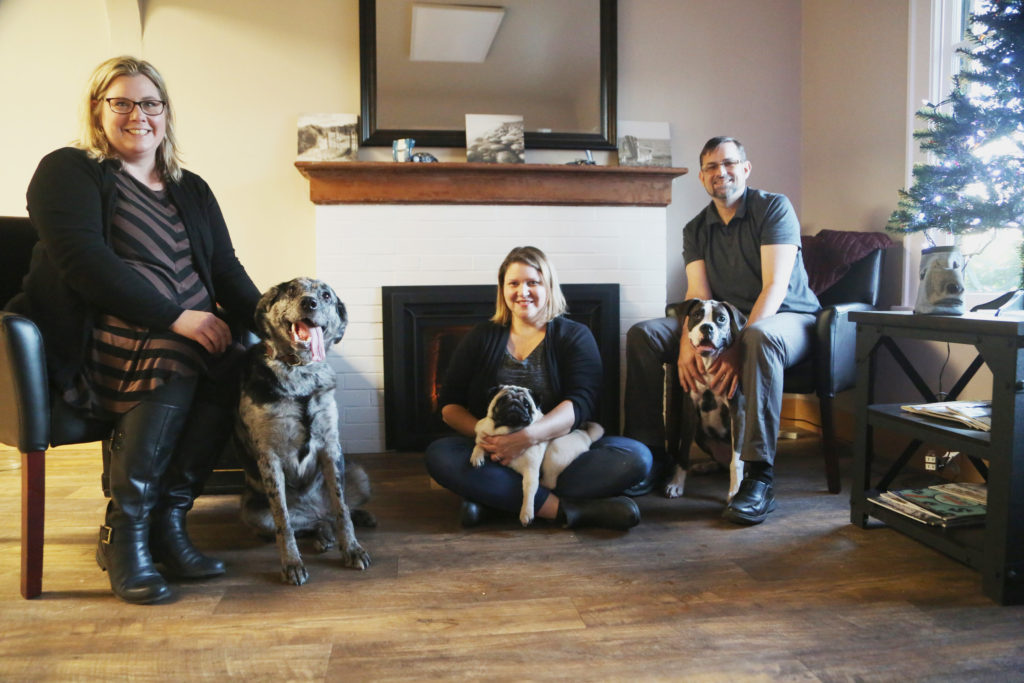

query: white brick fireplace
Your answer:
[298,162,686,453]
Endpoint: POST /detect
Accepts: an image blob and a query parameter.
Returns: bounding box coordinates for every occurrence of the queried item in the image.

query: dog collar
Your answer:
[265,343,304,367]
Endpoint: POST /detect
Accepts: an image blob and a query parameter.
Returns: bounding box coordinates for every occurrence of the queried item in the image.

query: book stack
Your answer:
[869,482,987,527]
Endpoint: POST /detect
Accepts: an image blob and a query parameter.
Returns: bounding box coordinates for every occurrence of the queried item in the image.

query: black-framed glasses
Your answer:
[105,98,166,116]
[701,159,744,173]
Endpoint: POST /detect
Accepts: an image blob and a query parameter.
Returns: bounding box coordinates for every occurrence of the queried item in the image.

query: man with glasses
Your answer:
[623,136,820,524]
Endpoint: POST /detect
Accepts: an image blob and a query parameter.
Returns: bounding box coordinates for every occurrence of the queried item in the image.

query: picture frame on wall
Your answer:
[297,113,360,161]
[617,120,672,167]
[465,114,525,163]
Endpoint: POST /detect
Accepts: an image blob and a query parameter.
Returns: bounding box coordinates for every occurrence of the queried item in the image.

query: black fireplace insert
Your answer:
[382,284,620,451]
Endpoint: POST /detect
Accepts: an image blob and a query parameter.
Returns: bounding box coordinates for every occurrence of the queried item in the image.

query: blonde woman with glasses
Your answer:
[6,56,261,603]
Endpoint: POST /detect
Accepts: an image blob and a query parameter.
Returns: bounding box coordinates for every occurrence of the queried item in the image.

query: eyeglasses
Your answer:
[104,98,166,116]
[701,159,744,173]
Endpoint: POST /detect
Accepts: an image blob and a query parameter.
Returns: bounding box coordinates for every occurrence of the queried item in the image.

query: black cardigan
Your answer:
[6,147,261,389]
[437,316,602,429]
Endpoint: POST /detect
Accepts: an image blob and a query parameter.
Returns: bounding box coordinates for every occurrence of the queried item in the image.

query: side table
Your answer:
[849,310,1024,605]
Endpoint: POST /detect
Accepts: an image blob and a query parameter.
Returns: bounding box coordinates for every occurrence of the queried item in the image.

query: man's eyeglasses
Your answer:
[701,159,744,173]
[105,98,166,116]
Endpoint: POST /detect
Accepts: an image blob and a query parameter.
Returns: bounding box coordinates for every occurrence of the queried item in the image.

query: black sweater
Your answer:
[7,147,260,389]
[437,316,602,429]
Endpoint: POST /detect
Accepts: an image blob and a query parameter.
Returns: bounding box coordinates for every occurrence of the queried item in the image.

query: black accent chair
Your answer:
[664,231,890,494]
[0,216,245,599]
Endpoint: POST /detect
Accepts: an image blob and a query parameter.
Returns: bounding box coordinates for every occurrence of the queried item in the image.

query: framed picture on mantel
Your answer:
[297,113,360,162]
[617,120,672,167]
[465,114,525,163]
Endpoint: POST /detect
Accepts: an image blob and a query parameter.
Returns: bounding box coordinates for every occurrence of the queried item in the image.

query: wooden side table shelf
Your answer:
[849,310,1024,605]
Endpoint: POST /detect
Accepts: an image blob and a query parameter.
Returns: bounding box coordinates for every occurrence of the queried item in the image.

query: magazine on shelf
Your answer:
[869,483,987,528]
[869,493,947,526]
[930,482,987,505]
[900,400,992,431]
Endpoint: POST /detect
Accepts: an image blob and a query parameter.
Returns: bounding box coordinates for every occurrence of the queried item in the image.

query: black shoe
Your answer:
[722,479,776,525]
[150,508,226,579]
[623,447,667,497]
[460,500,485,528]
[96,523,172,604]
[558,496,641,531]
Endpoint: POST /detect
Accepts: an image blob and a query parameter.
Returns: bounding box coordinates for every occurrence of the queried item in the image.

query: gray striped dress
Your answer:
[65,169,213,417]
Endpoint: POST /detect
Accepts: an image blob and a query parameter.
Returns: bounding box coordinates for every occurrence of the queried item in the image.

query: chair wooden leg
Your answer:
[818,395,841,494]
[21,449,45,599]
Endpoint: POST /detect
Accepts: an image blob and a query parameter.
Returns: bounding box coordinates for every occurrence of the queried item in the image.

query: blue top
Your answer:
[683,187,820,315]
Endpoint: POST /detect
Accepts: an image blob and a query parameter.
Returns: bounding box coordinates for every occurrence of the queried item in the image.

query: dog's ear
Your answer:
[331,295,348,346]
[724,302,748,340]
[254,283,285,341]
[666,299,700,320]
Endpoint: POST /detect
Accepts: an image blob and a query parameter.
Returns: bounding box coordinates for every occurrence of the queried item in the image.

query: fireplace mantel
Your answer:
[295,161,687,206]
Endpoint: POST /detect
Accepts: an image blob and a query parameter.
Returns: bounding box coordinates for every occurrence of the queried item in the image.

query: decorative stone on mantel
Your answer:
[294,161,687,206]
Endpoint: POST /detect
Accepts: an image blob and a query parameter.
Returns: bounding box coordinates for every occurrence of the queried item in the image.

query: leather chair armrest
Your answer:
[815,302,876,397]
[0,312,50,453]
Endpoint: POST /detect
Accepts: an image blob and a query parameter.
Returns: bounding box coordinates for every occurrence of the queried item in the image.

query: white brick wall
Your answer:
[315,203,669,453]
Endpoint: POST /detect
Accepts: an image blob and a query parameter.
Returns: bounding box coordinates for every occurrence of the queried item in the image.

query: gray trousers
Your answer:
[624,311,816,465]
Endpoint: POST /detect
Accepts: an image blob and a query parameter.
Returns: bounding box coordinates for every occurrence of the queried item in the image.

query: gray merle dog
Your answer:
[234,277,373,585]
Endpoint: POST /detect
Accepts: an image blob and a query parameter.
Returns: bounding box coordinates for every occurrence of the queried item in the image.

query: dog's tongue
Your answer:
[293,321,326,362]
[309,325,325,362]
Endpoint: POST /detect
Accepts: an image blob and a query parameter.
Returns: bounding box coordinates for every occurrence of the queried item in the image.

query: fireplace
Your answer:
[382,284,620,451]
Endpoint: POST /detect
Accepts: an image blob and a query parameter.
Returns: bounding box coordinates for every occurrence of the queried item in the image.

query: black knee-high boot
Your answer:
[96,384,193,604]
[149,397,231,579]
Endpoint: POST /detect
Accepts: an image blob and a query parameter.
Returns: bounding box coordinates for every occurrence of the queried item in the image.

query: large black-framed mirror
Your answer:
[359,0,616,150]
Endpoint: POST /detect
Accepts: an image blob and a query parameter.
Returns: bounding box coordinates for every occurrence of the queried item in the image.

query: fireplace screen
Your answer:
[382,284,620,451]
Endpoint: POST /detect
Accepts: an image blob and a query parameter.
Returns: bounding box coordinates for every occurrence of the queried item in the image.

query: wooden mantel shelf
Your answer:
[294,161,688,207]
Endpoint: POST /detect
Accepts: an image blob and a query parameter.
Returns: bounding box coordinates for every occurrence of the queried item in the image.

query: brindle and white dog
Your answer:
[665,299,748,501]
[234,278,372,585]
[470,385,604,526]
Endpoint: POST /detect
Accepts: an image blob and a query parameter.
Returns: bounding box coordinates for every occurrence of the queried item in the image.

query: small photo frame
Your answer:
[617,120,672,167]
[465,114,525,163]
[297,113,359,162]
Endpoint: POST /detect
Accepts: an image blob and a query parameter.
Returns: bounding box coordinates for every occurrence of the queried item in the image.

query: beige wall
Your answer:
[619,0,805,303]
[0,0,361,290]
[0,0,920,309]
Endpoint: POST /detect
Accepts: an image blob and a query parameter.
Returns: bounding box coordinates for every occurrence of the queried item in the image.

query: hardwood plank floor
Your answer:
[1,434,1022,681]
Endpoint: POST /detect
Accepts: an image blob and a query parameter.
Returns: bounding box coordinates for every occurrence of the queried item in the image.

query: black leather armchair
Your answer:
[1,216,247,599]
[1,216,114,598]
[664,230,891,494]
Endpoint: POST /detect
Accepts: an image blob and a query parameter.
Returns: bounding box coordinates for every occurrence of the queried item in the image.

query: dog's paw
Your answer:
[664,467,688,499]
[281,563,309,586]
[519,509,534,526]
[341,543,371,570]
[664,483,686,498]
[470,450,485,468]
[313,521,336,554]
[350,509,377,528]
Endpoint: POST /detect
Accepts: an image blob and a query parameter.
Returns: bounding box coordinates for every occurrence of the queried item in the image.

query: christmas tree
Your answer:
[887,0,1024,287]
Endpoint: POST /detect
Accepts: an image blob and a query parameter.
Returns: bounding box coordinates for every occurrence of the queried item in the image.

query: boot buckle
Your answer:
[99,525,114,544]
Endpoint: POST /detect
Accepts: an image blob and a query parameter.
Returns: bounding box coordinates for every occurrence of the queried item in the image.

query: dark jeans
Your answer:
[424,435,652,515]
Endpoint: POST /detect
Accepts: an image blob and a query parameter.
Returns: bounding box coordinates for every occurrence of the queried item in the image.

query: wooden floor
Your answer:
[1,434,1022,681]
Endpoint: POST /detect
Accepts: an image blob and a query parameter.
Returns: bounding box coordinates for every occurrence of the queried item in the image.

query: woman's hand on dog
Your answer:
[482,430,532,466]
[170,309,233,355]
